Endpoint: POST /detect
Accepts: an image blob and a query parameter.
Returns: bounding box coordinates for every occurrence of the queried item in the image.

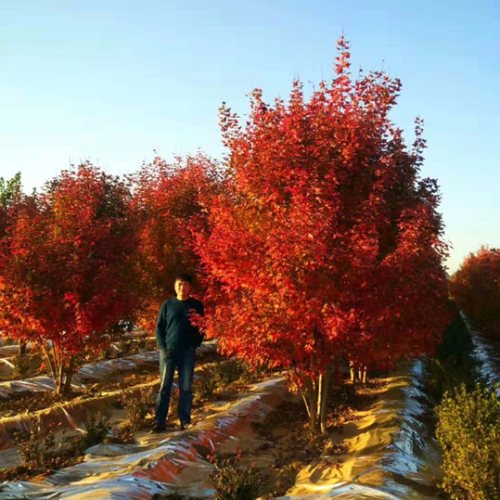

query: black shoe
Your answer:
[152,422,177,433]
[180,422,193,430]
[151,423,166,433]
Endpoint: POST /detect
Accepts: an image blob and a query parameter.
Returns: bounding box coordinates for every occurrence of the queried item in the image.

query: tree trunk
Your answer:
[361,366,367,384]
[298,377,319,434]
[349,360,356,383]
[62,357,75,394]
[319,370,331,434]
[42,341,75,395]
[41,342,58,382]
[316,373,323,423]
[19,339,27,356]
[295,368,333,435]
[308,378,319,434]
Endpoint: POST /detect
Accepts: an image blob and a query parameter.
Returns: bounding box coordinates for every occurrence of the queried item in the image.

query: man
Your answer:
[153,273,204,432]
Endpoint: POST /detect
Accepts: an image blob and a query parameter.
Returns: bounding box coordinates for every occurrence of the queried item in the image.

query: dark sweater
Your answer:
[155,297,204,351]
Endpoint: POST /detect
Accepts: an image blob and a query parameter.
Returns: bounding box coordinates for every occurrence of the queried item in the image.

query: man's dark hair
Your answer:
[174,272,193,283]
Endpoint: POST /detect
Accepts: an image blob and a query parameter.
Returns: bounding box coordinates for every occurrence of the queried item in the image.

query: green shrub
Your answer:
[196,374,219,402]
[195,359,262,404]
[123,386,155,431]
[13,352,43,379]
[425,356,478,404]
[12,417,59,471]
[119,337,135,356]
[436,384,499,499]
[426,310,477,399]
[13,354,32,379]
[220,358,265,385]
[210,456,262,500]
[217,359,247,385]
[79,411,111,451]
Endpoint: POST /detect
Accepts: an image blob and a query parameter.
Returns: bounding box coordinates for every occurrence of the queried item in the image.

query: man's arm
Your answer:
[155,301,167,350]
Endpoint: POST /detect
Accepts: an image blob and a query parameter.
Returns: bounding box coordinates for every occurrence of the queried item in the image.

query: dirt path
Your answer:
[277,363,442,499]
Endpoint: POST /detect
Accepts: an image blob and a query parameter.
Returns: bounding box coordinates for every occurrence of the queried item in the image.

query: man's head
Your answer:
[174,273,193,300]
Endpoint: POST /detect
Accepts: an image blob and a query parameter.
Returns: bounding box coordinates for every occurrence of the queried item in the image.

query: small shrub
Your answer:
[14,354,30,379]
[195,360,254,403]
[13,352,42,379]
[426,309,478,402]
[12,417,59,471]
[123,386,155,431]
[79,411,111,451]
[119,337,134,356]
[425,357,478,404]
[196,374,219,402]
[436,384,499,499]
[195,359,266,404]
[218,359,264,385]
[217,359,246,385]
[210,456,262,500]
[112,423,136,444]
[137,335,147,350]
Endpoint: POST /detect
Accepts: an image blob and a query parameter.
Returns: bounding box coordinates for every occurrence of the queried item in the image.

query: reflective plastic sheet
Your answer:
[0,377,287,499]
[462,313,500,392]
[278,361,442,500]
[0,359,15,378]
[0,342,217,454]
[0,340,217,400]
[0,347,19,359]
[471,333,500,393]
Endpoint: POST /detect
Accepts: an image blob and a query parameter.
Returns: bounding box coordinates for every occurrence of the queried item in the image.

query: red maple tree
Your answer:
[0,172,29,351]
[195,37,449,432]
[450,246,500,340]
[131,154,222,332]
[0,164,138,393]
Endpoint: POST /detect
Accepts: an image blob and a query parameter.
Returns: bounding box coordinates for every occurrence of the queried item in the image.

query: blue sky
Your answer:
[1,0,499,272]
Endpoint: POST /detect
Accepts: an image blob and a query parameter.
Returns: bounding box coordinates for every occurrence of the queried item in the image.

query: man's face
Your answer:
[175,279,192,299]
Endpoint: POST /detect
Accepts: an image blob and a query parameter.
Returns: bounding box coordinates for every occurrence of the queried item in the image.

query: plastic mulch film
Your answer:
[0,346,20,359]
[0,359,15,378]
[460,312,500,393]
[0,342,217,453]
[0,374,83,400]
[470,333,500,394]
[0,340,217,400]
[0,388,126,454]
[0,376,288,499]
[277,360,442,500]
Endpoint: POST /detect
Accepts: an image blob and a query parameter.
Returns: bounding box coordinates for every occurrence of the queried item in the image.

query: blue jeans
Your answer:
[155,348,195,426]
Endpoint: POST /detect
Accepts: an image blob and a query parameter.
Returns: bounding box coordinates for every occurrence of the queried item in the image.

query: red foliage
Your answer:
[195,37,450,383]
[131,154,222,331]
[450,246,500,339]
[0,164,138,389]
